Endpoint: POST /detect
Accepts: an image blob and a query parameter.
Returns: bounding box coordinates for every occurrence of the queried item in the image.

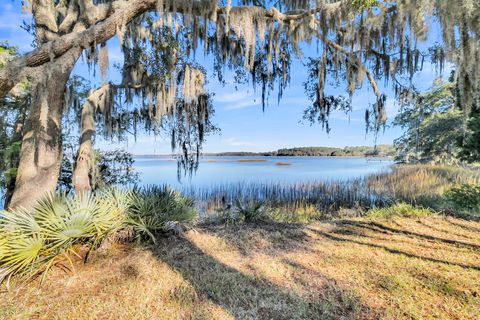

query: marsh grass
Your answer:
[275,162,292,166]
[172,164,480,223]
[367,165,480,210]
[2,166,479,319]
[183,179,389,220]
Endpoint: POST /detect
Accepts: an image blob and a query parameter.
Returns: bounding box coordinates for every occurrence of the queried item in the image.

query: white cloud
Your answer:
[385,97,400,118]
[214,91,250,103]
[224,100,261,110]
[278,96,309,106]
[214,89,262,110]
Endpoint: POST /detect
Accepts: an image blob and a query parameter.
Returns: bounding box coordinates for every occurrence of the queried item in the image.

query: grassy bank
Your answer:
[1,215,479,319]
[1,164,479,319]
[182,164,480,220]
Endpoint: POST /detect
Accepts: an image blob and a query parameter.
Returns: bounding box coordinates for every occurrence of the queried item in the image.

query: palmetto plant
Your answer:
[129,186,197,242]
[235,199,266,222]
[0,186,198,285]
[0,190,133,285]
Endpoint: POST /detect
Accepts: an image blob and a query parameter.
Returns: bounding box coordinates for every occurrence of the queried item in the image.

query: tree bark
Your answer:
[8,47,82,209]
[72,84,111,192]
[72,98,96,192]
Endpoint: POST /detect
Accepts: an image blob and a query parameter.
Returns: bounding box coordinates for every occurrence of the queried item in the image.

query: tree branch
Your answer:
[0,0,343,98]
[310,28,381,97]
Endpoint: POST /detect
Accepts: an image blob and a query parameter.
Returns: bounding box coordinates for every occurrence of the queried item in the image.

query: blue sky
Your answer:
[0,1,444,154]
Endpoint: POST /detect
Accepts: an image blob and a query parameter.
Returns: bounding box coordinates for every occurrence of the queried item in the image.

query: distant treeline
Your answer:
[205,145,396,157]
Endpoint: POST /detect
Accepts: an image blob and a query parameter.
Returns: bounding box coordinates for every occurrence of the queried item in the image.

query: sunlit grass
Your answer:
[1,164,479,319]
[366,203,434,219]
[1,215,479,319]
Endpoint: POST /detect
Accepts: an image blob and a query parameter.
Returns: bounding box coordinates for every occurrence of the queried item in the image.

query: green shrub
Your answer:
[128,186,197,242]
[0,190,132,285]
[214,209,242,225]
[446,184,480,213]
[366,203,434,219]
[235,200,267,222]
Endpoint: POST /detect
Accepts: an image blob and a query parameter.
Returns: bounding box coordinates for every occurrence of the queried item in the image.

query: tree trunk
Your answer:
[8,48,82,209]
[72,84,110,192]
[73,99,96,193]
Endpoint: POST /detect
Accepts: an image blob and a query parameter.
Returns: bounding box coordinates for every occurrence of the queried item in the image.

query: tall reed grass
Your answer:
[174,164,479,219]
[367,165,480,210]
[179,179,390,218]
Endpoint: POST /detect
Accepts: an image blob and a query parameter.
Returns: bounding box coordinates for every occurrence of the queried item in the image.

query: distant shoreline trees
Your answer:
[186,145,396,158]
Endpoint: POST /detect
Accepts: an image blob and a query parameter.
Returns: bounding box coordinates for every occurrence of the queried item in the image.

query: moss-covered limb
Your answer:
[71,62,211,189]
[310,28,381,97]
[0,0,152,98]
[0,0,339,99]
[2,1,479,115]
[72,84,111,192]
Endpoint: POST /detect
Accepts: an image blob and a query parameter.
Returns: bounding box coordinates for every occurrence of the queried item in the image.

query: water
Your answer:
[135,156,394,188]
[0,156,393,212]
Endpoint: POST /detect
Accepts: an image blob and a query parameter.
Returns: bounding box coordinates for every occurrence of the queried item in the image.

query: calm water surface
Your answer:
[135,156,394,188]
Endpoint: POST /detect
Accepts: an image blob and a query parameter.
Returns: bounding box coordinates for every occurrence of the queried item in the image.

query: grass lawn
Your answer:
[1,215,479,319]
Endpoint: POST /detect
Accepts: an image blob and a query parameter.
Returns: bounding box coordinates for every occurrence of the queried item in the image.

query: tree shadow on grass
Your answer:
[206,221,312,256]
[445,218,480,232]
[308,228,480,271]
[328,223,476,255]
[151,230,375,320]
[337,220,480,251]
[415,219,478,241]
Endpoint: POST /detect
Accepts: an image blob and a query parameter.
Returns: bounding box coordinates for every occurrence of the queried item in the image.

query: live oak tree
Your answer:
[1,0,479,208]
[393,74,480,165]
[460,111,480,163]
[394,79,465,164]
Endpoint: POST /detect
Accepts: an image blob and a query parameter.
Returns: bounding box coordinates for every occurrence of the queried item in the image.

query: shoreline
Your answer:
[134,154,395,160]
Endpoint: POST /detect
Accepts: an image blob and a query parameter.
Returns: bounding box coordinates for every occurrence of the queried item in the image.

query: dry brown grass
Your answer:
[1,216,479,319]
